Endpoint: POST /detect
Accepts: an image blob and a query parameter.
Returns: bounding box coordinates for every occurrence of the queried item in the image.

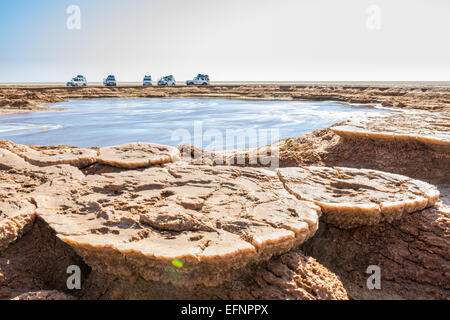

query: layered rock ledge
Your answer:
[32,163,321,287]
[97,142,180,168]
[332,111,450,152]
[1,134,447,299]
[0,140,180,169]
[278,166,439,228]
[0,142,98,168]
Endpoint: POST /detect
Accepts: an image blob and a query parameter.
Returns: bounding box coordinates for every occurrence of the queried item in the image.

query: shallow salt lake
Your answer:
[0,98,389,150]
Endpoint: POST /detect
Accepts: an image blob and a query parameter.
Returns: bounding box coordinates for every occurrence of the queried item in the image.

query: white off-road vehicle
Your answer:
[186,74,210,86]
[67,75,87,87]
[143,75,152,86]
[103,75,117,86]
[158,75,176,86]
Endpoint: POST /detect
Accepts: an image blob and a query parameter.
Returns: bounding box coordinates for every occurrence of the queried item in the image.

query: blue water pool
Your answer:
[0,98,389,150]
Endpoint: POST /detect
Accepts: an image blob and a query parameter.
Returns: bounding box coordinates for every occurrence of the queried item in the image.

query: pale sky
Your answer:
[0,0,449,82]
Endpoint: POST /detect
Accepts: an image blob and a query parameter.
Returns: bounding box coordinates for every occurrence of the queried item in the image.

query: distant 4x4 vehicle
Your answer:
[67,75,87,87]
[143,75,152,86]
[103,75,117,86]
[186,74,210,86]
[158,75,176,86]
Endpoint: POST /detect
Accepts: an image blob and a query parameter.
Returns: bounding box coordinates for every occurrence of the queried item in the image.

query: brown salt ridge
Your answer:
[277,166,439,228]
[0,149,85,251]
[17,146,97,168]
[30,162,321,286]
[0,139,97,168]
[0,150,37,251]
[183,111,450,169]
[331,111,450,151]
[97,142,180,168]
[0,140,180,169]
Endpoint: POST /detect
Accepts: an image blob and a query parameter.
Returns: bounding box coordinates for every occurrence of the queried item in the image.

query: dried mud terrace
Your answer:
[0,84,449,115]
[0,133,447,300]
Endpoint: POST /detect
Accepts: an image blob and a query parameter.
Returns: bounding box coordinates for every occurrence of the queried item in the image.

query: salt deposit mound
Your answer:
[0,151,84,251]
[97,142,180,168]
[0,139,97,168]
[31,163,320,286]
[278,166,439,228]
[332,112,450,152]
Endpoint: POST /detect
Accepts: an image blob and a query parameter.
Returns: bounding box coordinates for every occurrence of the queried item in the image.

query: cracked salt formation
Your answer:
[97,142,181,168]
[31,163,320,286]
[0,139,97,168]
[0,198,35,252]
[0,149,86,251]
[0,140,181,170]
[177,143,279,167]
[0,170,36,251]
[1,136,446,299]
[332,112,450,151]
[0,151,42,251]
[0,148,32,171]
[0,139,28,153]
[17,146,97,168]
[277,166,439,228]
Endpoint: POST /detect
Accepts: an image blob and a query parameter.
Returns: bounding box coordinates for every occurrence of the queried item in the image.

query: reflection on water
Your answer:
[0,98,389,150]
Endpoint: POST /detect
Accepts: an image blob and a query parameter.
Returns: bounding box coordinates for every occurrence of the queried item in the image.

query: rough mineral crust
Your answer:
[0,149,86,252]
[80,251,348,300]
[0,214,347,300]
[177,143,279,168]
[97,142,180,168]
[0,148,32,171]
[302,204,450,300]
[1,139,181,170]
[0,155,38,251]
[331,112,450,152]
[277,166,440,228]
[16,146,98,168]
[12,290,75,300]
[0,139,98,168]
[0,217,89,300]
[0,194,35,252]
[31,163,320,287]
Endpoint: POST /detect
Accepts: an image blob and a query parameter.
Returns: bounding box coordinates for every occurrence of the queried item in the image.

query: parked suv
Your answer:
[157,75,176,86]
[67,75,87,87]
[103,75,117,86]
[186,74,210,86]
[143,75,153,86]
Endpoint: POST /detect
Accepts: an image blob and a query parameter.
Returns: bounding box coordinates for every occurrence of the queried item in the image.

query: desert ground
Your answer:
[1,82,449,115]
[0,83,448,300]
